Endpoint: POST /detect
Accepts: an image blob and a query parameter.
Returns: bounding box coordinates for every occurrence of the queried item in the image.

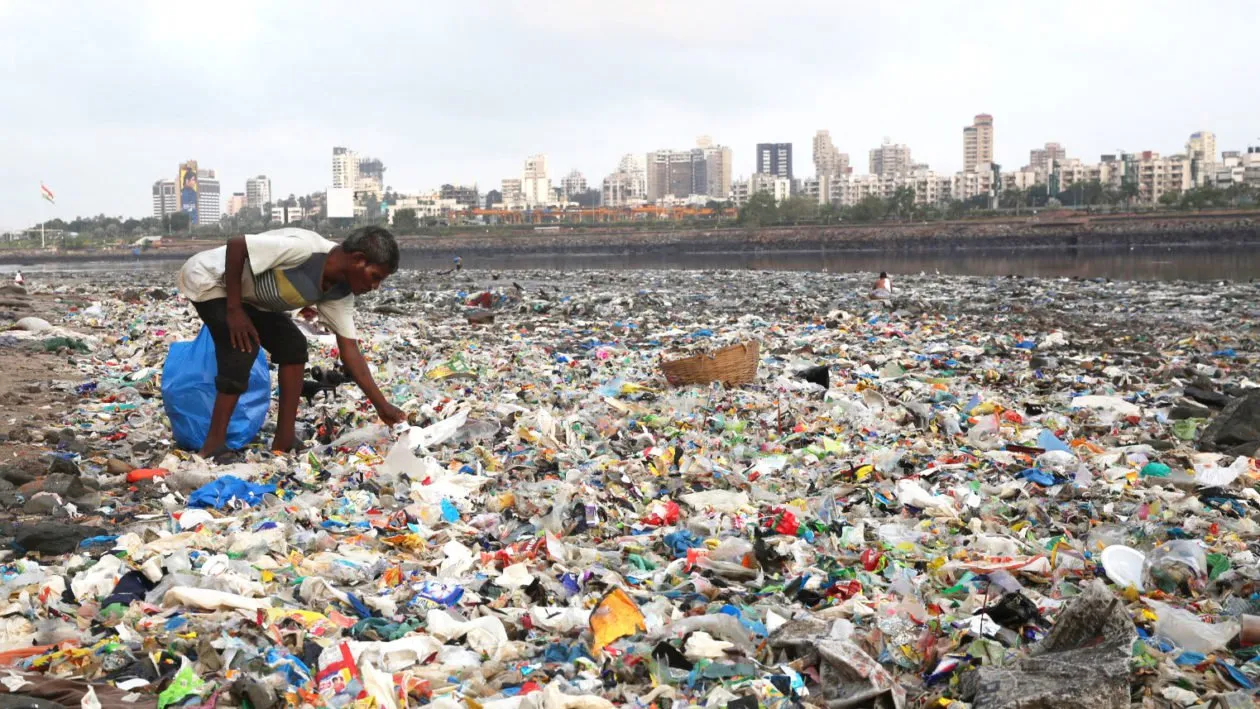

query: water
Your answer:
[1,245,1257,282]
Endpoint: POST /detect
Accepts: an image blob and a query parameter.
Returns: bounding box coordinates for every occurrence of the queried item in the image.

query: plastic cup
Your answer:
[1100,545,1146,592]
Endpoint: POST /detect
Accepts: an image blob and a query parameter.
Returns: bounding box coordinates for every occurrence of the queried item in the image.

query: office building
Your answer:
[332,147,358,190]
[500,178,523,208]
[151,179,177,218]
[755,143,793,179]
[646,149,707,200]
[521,154,551,206]
[1028,143,1067,174]
[245,175,271,211]
[225,193,246,217]
[869,140,913,177]
[963,114,994,172]
[561,170,587,198]
[196,168,221,224]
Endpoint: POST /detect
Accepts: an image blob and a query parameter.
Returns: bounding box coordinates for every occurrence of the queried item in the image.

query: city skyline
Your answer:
[2,1,1258,227]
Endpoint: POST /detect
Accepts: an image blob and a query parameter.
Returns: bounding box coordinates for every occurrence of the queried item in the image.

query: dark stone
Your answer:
[23,493,67,517]
[1029,355,1058,370]
[0,465,35,486]
[1183,385,1232,409]
[45,456,80,476]
[1199,389,1260,456]
[1169,399,1214,420]
[148,288,171,300]
[13,521,107,556]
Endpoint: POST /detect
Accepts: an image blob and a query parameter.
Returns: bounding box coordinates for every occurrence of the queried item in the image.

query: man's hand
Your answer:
[226,305,260,351]
[376,402,406,427]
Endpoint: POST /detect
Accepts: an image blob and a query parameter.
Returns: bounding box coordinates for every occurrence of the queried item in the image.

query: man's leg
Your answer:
[272,363,303,452]
[191,300,258,457]
[252,309,310,453]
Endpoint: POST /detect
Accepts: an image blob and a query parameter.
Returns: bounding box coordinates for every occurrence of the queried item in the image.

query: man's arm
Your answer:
[224,236,260,351]
[336,335,405,426]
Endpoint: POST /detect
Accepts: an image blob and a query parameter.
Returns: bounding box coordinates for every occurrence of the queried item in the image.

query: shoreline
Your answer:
[2,217,1259,266]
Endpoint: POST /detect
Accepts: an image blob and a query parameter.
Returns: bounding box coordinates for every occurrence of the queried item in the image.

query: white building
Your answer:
[813,129,850,178]
[702,143,733,199]
[271,204,304,224]
[561,170,587,198]
[749,173,791,203]
[522,154,551,206]
[601,171,646,207]
[730,179,750,206]
[151,179,177,218]
[869,140,914,177]
[245,175,271,211]
[500,178,524,208]
[962,114,994,173]
[196,169,221,224]
[332,147,358,190]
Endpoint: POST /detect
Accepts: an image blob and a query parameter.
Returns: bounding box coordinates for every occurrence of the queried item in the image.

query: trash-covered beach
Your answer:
[0,268,1258,708]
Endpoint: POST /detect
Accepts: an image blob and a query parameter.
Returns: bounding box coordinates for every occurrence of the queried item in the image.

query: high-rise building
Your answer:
[225,193,246,217]
[1028,143,1066,174]
[602,170,646,207]
[702,144,733,199]
[356,157,386,197]
[869,140,913,177]
[561,170,588,198]
[151,179,177,218]
[756,143,793,179]
[332,147,359,190]
[813,130,844,177]
[646,149,707,200]
[1186,131,1217,185]
[520,154,551,206]
[246,175,272,211]
[963,114,994,172]
[196,168,221,224]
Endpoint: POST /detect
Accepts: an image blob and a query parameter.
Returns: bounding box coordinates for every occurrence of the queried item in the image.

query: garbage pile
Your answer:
[1,268,1259,708]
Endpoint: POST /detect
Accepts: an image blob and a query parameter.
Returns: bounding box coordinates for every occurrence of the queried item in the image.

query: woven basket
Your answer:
[661,341,759,387]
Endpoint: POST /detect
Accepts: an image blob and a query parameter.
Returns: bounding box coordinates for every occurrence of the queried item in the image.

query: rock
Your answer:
[0,465,35,486]
[0,479,20,509]
[45,455,80,476]
[148,288,171,300]
[18,473,86,500]
[1029,355,1058,370]
[1183,385,1231,409]
[1198,389,1260,456]
[968,580,1135,709]
[0,284,27,296]
[106,458,135,475]
[13,521,107,556]
[13,316,51,332]
[1169,399,1214,420]
[23,492,68,517]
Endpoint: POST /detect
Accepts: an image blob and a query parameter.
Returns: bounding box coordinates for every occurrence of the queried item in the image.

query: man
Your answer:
[177,226,406,457]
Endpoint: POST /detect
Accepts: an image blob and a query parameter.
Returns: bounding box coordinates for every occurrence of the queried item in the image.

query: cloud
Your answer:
[0,0,1257,228]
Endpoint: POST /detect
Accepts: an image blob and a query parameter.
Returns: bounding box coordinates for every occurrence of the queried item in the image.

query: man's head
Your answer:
[341,226,400,295]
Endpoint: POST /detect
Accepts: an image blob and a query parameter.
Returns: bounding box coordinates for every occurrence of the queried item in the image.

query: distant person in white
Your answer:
[13,271,24,287]
[871,271,892,300]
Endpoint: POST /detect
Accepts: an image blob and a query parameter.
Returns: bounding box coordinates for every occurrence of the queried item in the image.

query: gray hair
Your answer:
[342,226,400,272]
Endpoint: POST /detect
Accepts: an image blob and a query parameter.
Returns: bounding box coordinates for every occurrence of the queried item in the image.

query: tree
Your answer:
[738,192,778,226]
[819,202,841,224]
[1026,184,1050,208]
[847,196,887,222]
[393,208,420,231]
[571,189,601,208]
[888,187,916,219]
[778,196,819,224]
[168,211,191,233]
[1158,190,1180,208]
[1119,181,1139,208]
[1000,188,1025,211]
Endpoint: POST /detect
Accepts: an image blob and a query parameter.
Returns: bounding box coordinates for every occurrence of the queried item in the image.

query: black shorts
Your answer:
[192,299,308,395]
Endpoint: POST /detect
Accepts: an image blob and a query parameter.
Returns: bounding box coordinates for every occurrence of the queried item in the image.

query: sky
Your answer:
[1,0,1258,228]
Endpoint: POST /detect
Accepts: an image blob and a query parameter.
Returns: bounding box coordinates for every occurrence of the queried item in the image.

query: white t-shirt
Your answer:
[177,228,358,339]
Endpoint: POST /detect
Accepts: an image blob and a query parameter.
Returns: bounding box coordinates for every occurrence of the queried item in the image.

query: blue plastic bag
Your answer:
[162,325,270,451]
[187,475,276,508]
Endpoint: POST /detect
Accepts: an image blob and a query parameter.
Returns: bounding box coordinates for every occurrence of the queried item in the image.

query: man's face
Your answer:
[348,255,390,295]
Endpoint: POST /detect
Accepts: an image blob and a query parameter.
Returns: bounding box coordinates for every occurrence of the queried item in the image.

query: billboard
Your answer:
[327,187,354,219]
[178,160,199,225]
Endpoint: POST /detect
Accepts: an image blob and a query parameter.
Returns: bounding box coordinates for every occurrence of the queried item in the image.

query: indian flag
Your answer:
[40,183,55,205]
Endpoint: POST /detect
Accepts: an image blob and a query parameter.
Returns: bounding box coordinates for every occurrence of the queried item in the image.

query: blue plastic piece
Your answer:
[161,325,270,451]
[187,475,276,509]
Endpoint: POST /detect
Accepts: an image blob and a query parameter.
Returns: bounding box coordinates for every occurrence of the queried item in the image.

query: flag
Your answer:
[40,183,55,205]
